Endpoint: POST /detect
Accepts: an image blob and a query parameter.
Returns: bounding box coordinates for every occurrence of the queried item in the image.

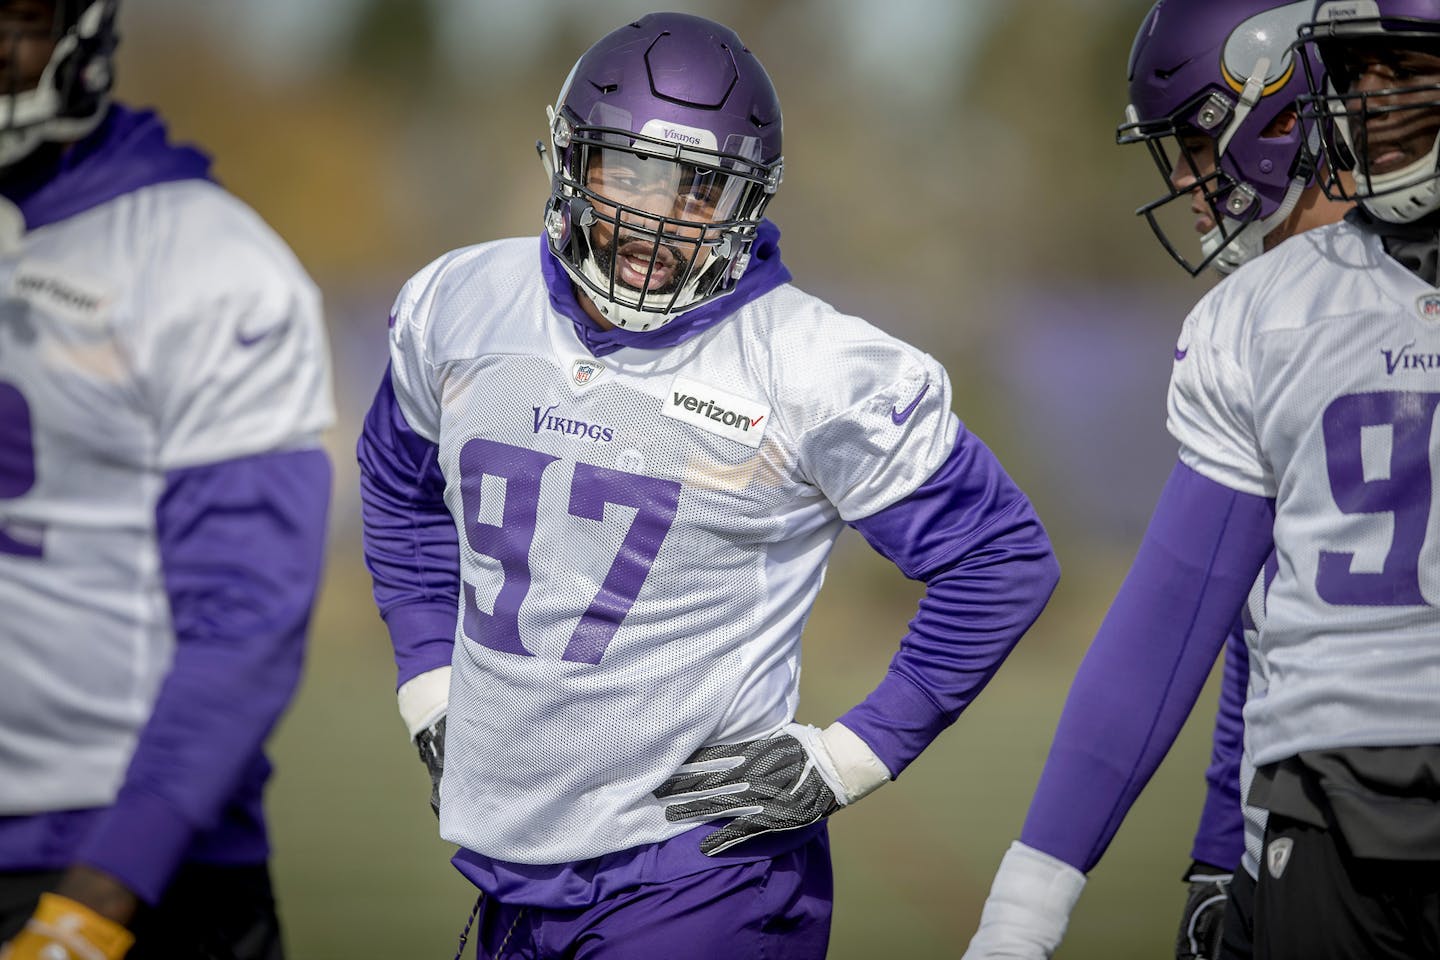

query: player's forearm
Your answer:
[75,449,330,903]
[843,428,1060,774]
[1190,623,1249,870]
[1020,462,1273,873]
[358,367,460,685]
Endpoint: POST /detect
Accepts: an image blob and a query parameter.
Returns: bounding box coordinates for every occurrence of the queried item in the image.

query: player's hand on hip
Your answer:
[414,714,446,818]
[1175,862,1231,960]
[961,841,1086,960]
[0,892,135,960]
[654,721,890,856]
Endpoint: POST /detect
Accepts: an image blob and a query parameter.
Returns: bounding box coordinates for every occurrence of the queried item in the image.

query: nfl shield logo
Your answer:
[571,359,604,386]
[1416,293,1440,324]
[1266,837,1293,879]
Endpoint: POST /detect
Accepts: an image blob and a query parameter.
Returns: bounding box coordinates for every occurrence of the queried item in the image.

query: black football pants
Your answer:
[1240,813,1440,960]
[0,862,284,960]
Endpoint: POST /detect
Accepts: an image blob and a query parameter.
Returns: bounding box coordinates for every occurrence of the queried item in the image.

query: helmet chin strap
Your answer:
[1205,172,1308,275]
[576,245,719,332]
[1356,128,1440,223]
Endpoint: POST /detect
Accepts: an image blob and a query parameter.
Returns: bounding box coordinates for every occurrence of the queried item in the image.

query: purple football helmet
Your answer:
[541,13,783,331]
[1298,0,1440,222]
[0,0,119,169]
[1118,0,1321,275]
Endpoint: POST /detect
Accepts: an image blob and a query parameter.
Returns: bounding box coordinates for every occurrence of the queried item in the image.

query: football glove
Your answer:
[654,721,889,857]
[0,892,135,960]
[961,841,1087,960]
[397,666,450,818]
[414,715,445,818]
[1175,862,1231,960]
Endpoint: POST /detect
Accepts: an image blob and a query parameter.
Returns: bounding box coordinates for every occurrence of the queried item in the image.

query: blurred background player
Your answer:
[1114,2,1350,957]
[0,2,334,958]
[359,12,1058,959]
[961,0,1440,957]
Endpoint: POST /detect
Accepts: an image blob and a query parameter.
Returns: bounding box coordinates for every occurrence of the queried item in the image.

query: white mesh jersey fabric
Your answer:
[1168,220,1440,770]
[0,182,334,813]
[388,237,957,863]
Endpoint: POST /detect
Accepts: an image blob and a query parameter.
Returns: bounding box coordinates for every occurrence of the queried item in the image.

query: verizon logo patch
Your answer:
[12,261,111,330]
[662,375,769,448]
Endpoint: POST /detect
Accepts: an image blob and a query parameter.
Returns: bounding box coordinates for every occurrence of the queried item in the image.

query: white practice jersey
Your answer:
[389,237,957,864]
[0,181,333,813]
[1168,219,1440,771]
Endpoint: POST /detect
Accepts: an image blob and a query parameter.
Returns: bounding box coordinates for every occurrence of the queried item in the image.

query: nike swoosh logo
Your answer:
[237,323,289,348]
[1174,347,1189,361]
[1155,58,1191,80]
[891,382,930,426]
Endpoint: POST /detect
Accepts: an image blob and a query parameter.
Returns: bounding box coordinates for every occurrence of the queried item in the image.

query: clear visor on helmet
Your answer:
[569,143,766,315]
[1299,29,1440,203]
[1117,105,1261,276]
[585,146,751,229]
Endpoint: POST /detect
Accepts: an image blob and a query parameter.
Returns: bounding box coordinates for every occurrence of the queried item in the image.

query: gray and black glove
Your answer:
[397,666,450,820]
[654,721,890,856]
[414,715,445,818]
[1175,861,1232,960]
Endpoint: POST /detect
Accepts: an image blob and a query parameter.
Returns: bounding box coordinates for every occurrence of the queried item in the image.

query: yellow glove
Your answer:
[0,892,135,960]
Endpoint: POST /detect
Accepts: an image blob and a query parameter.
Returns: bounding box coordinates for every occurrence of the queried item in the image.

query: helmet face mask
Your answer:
[0,0,118,170]
[1298,2,1440,222]
[1119,0,1320,276]
[543,13,783,331]
[1119,96,1269,276]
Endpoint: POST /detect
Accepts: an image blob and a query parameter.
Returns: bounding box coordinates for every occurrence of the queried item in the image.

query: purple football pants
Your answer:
[467,833,833,959]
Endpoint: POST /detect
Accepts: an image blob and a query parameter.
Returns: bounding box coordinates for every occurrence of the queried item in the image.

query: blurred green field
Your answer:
[267,532,1227,959]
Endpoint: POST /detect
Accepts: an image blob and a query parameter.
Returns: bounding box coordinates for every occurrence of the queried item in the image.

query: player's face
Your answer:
[0,0,57,94]
[584,148,733,295]
[1330,41,1440,176]
[1168,131,1221,234]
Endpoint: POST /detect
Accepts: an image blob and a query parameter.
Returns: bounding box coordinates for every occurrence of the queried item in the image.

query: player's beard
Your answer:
[591,227,694,302]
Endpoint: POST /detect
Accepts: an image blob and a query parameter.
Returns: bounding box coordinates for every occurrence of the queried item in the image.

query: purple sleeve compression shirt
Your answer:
[357,367,459,687]
[843,424,1061,776]
[1189,622,1248,870]
[77,449,331,903]
[1020,461,1274,873]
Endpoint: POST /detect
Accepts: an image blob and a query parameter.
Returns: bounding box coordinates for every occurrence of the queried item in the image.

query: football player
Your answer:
[0,3,334,959]
[963,1,1440,958]
[358,12,1059,958]
[1116,2,1350,958]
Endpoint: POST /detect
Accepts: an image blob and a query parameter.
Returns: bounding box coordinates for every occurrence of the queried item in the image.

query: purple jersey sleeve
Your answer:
[76,448,331,904]
[841,424,1060,776]
[1020,461,1275,873]
[1190,622,1248,869]
[357,366,459,687]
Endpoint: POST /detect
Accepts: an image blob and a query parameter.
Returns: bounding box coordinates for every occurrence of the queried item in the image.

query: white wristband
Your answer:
[818,721,891,804]
[397,666,450,739]
[962,841,1086,959]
